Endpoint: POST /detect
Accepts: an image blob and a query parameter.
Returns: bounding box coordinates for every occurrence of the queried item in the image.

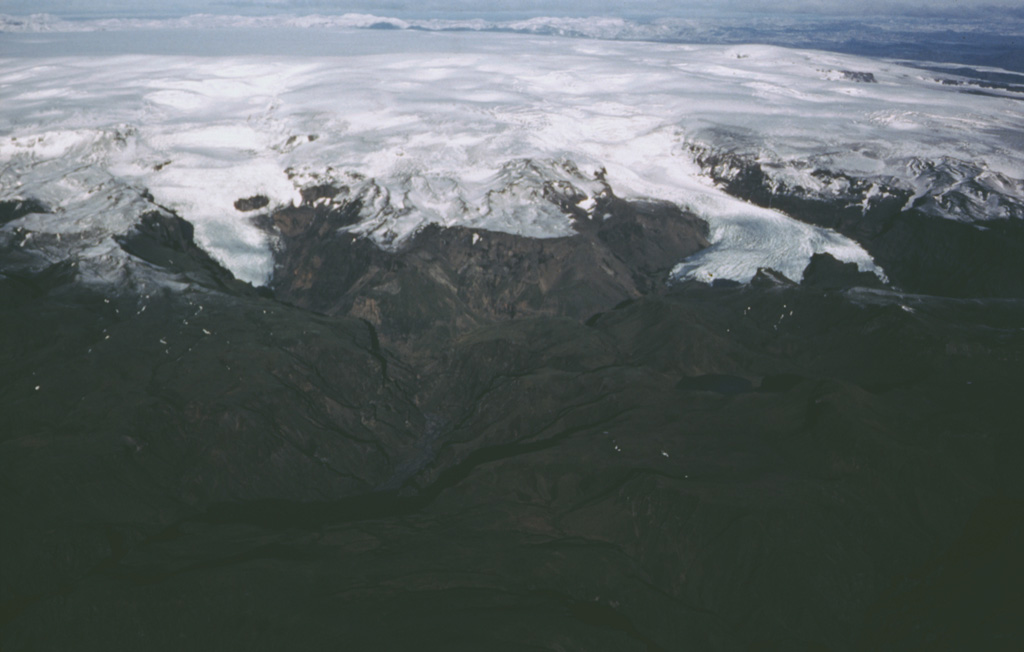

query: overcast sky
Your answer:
[4,0,1022,19]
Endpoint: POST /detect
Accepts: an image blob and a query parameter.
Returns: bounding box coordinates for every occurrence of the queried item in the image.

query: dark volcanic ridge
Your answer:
[2,177,1023,651]
[261,181,710,348]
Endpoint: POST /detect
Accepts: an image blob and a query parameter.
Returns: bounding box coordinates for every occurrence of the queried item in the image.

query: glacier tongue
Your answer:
[2,29,1022,287]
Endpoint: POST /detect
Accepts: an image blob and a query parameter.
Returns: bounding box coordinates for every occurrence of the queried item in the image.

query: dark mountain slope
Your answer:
[1,194,1022,650]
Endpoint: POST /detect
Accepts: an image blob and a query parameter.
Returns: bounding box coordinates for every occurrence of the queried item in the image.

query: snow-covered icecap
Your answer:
[4,12,1024,48]
[2,28,1022,286]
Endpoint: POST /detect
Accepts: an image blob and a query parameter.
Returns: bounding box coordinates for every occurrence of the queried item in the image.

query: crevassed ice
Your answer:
[2,29,1022,286]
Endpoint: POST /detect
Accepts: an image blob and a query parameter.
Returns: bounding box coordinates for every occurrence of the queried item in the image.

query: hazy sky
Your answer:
[4,0,1022,19]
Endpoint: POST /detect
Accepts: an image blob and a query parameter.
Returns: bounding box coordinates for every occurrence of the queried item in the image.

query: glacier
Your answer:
[2,25,1022,287]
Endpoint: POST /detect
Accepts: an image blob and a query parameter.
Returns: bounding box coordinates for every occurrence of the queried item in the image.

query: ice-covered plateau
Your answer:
[2,27,1022,287]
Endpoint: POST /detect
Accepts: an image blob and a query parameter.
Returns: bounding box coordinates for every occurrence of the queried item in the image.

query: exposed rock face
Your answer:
[802,252,886,290]
[2,190,1022,651]
[266,192,709,349]
[839,70,877,82]
[0,198,48,226]
[233,195,270,212]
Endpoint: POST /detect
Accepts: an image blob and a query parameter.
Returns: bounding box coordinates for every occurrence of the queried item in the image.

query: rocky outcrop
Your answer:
[265,191,709,348]
[0,198,48,226]
[233,195,270,212]
[802,252,886,290]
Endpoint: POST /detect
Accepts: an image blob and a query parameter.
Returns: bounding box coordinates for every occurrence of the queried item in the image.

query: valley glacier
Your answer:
[2,24,1022,287]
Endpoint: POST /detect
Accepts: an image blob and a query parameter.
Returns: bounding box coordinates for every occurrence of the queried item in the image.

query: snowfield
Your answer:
[2,25,1022,286]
